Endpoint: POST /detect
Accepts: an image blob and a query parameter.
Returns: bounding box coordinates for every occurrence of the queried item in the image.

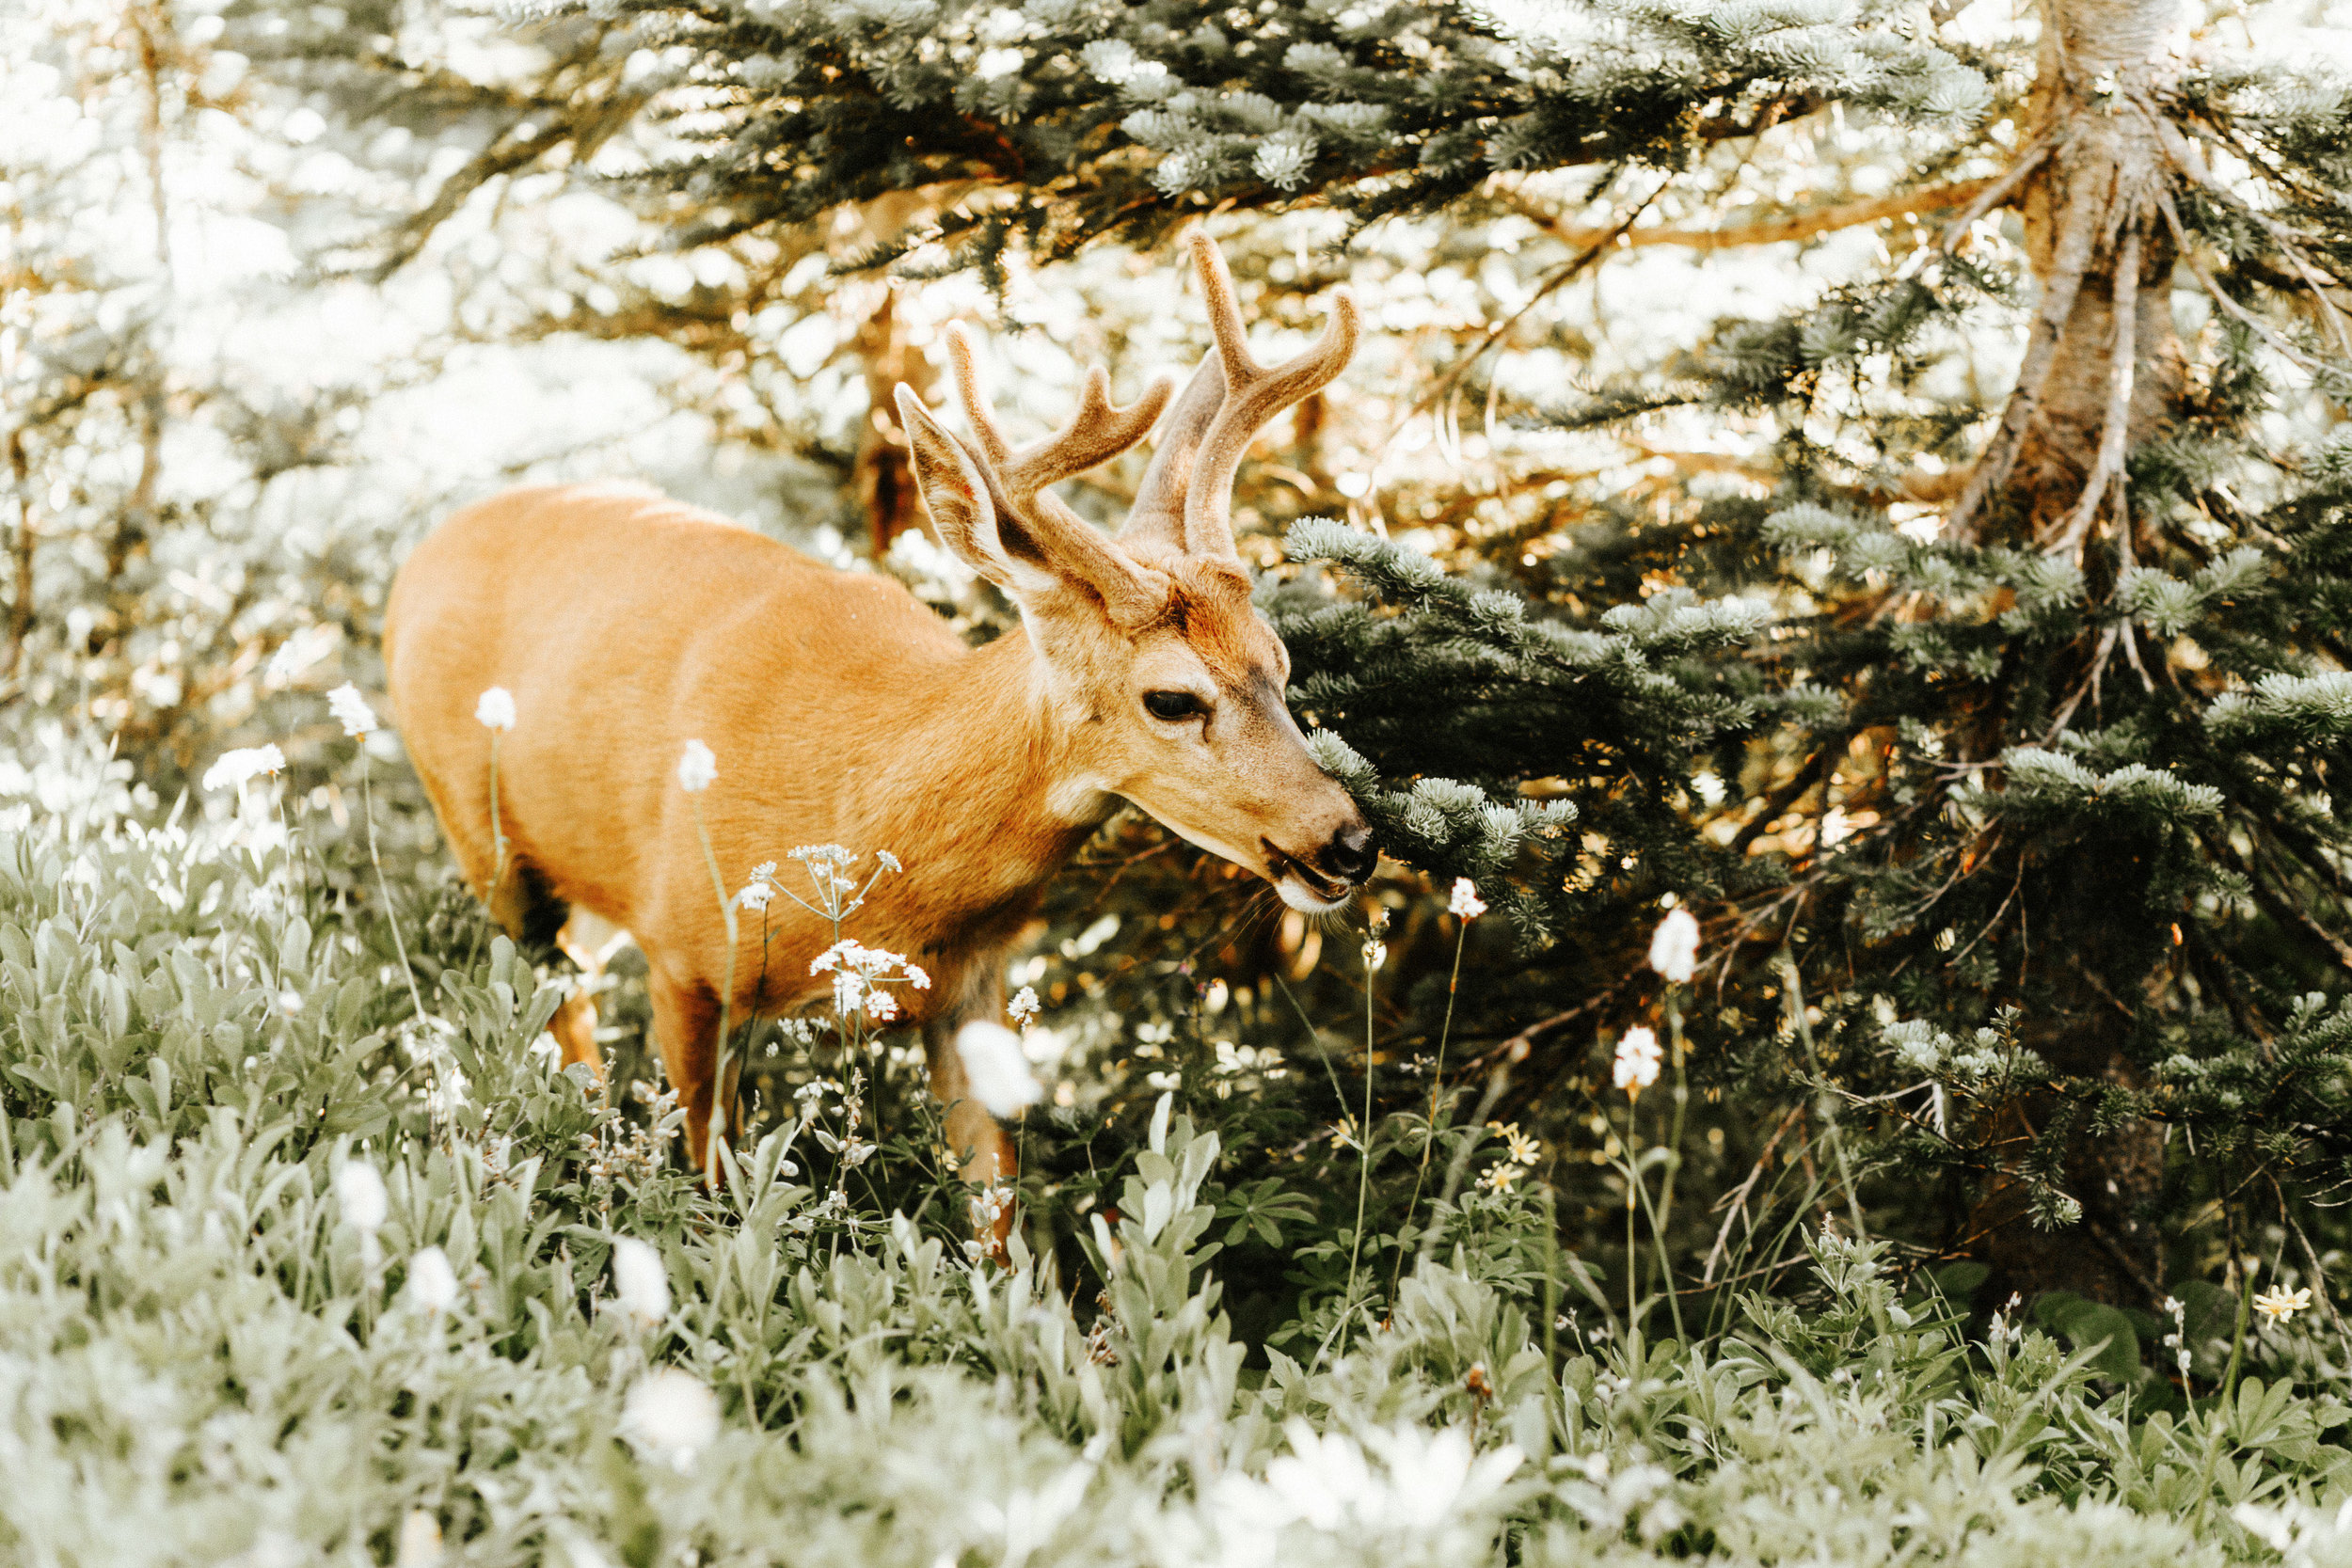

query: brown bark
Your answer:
[1963,0,2191,1307]
[850,289,938,556]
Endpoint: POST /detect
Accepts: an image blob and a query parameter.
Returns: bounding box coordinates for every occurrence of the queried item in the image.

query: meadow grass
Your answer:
[0,740,2345,1567]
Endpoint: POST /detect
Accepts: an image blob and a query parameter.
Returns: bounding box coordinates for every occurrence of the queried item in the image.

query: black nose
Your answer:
[1323,822,1376,884]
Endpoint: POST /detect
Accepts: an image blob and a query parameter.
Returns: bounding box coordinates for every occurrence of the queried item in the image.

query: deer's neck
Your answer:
[842,627,1111,965]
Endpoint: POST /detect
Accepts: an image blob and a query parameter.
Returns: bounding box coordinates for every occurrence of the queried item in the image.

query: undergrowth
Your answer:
[1,731,2349,1567]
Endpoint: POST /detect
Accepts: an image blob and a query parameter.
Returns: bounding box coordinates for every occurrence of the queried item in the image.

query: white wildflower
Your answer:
[830,970,864,1017]
[731,857,779,911]
[1081,37,1137,82]
[1648,907,1699,984]
[1480,1163,1523,1194]
[905,963,930,990]
[1213,1419,1522,1536]
[976,44,1025,78]
[326,683,379,738]
[2255,1285,2313,1321]
[394,1510,443,1567]
[404,1245,460,1314]
[1362,938,1388,971]
[1613,1026,1662,1097]
[1449,878,1486,920]
[865,988,900,1023]
[474,687,516,731]
[1007,986,1041,1025]
[955,1021,1043,1117]
[335,1159,389,1232]
[1251,129,1318,190]
[621,1368,721,1470]
[202,744,286,793]
[610,1237,670,1327]
[875,849,902,873]
[676,739,717,793]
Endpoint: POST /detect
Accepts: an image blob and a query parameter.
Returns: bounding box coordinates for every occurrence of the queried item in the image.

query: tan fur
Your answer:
[381,237,1374,1238]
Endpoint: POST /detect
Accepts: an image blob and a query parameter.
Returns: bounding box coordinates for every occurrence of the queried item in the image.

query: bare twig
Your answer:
[2155,191,2328,373]
[1528,175,2001,254]
[2153,115,2352,359]
[1703,1104,1806,1284]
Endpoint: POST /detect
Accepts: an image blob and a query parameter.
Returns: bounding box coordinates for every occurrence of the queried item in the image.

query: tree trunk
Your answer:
[1967,0,2189,1307]
[851,289,937,557]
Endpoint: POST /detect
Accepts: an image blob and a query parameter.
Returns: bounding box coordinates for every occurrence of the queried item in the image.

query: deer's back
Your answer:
[384,483,969,948]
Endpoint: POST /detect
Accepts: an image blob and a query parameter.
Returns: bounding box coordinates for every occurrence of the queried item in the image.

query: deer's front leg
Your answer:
[922,973,1019,1252]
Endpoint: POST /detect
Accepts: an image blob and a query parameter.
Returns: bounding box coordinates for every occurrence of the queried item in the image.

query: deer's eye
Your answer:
[1143,690,1206,721]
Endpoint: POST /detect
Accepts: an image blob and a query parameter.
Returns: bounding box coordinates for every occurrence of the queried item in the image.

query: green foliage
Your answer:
[5,749,2352,1560]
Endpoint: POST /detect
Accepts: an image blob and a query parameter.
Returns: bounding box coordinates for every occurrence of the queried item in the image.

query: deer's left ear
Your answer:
[897,386,1058,599]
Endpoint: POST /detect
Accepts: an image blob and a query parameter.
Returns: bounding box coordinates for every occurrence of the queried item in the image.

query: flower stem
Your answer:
[1649,989,1689,1342]
[358,756,429,1029]
[1391,917,1468,1298]
[1625,1099,1641,1344]
[1316,927,1380,1373]
[466,732,508,975]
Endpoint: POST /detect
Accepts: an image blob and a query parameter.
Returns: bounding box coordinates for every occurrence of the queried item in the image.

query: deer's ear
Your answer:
[898,387,1056,597]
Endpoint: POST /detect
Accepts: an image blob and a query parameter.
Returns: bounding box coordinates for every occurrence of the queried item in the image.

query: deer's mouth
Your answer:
[1263,839,1351,914]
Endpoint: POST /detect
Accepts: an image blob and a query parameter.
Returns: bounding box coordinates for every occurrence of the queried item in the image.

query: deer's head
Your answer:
[896,231,1375,913]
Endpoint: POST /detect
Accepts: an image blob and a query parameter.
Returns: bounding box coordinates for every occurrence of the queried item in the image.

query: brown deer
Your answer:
[381,232,1375,1210]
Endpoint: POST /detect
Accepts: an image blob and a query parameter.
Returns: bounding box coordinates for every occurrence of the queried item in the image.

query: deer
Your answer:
[380,231,1375,1220]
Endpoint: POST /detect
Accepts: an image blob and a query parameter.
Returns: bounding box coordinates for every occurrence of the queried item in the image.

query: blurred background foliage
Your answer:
[8,0,2352,1355]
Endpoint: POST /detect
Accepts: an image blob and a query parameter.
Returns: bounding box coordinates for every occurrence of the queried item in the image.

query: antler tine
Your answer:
[944,322,1172,504]
[1181,230,1359,559]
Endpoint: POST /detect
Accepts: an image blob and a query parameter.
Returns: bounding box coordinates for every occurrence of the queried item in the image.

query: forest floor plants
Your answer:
[0,733,2347,1565]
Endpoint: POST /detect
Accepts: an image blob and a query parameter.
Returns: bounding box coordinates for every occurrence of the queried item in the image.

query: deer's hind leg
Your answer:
[649,965,731,1182]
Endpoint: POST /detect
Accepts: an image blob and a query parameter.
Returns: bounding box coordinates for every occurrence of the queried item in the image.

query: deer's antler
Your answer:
[946,324,1171,521]
[1123,231,1359,562]
[930,325,1174,619]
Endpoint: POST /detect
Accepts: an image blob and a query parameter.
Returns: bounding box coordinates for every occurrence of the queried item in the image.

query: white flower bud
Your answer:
[610,1237,670,1327]
[954,1021,1043,1117]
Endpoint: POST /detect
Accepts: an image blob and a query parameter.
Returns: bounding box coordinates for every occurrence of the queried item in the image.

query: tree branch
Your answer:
[1945,182,2102,543]
[1520,175,2001,254]
[2045,221,2140,562]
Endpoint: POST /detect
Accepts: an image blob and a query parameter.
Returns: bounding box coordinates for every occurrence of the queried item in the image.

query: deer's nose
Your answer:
[1322,821,1377,885]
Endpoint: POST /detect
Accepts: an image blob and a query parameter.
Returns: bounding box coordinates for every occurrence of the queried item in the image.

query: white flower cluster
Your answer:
[1201,1419,1522,1558]
[335,1157,388,1274]
[1647,907,1698,983]
[676,738,717,794]
[1613,1026,1661,1096]
[609,1236,670,1327]
[326,683,378,738]
[954,1021,1042,1117]
[474,687,516,732]
[810,939,929,1023]
[202,744,285,794]
[735,861,778,912]
[1479,1120,1540,1194]
[1883,1019,2016,1083]
[1449,877,1486,920]
[621,1369,720,1471]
